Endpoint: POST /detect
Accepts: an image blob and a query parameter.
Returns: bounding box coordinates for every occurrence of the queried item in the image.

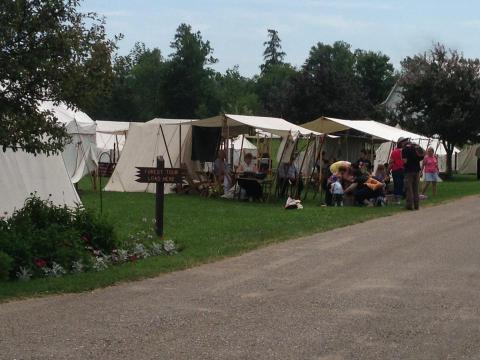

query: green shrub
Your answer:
[0,194,118,280]
[0,251,14,280]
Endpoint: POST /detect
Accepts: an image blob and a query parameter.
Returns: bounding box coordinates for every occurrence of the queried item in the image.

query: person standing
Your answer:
[402,139,425,210]
[388,137,408,204]
[422,147,440,196]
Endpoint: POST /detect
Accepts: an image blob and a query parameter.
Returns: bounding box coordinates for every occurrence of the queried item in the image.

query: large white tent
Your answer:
[302,116,458,172]
[104,119,197,193]
[95,120,130,162]
[39,102,98,183]
[194,114,320,138]
[0,149,80,216]
[457,144,480,174]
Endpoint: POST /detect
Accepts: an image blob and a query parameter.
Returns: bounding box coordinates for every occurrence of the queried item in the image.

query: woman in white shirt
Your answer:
[238,153,258,173]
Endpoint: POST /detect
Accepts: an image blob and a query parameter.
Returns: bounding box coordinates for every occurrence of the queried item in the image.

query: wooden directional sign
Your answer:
[135,156,186,237]
[135,167,187,184]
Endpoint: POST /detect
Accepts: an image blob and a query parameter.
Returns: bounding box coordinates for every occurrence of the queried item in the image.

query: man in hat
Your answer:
[402,138,425,210]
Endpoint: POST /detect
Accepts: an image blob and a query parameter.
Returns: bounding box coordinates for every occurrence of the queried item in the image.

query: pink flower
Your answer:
[34,259,47,268]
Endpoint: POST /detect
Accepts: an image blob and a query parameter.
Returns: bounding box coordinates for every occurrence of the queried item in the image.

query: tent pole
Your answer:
[296,134,313,198]
[272,133,291,198]
[304,134,323,200]
[179,124,182,167]
[159,124,173,167]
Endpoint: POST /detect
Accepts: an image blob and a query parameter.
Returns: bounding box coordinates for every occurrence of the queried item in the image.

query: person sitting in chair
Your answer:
[238,153,257,174]
[278,155,303,198]
[238,153,262,201]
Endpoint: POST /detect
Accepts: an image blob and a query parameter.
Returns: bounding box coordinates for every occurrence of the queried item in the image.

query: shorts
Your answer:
[424,172,439,182]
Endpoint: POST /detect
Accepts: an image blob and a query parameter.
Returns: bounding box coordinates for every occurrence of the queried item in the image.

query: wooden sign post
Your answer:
[135,156,186,237]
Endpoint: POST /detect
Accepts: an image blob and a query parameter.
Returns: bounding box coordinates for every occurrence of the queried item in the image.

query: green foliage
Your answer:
[0,251,13,281]
[215,66,261,114]
[0,195,117,280]
[0,0,118,154]
[162,23,219,118]
[255,63,298,118]
[261,29,286,73]
[396,43,480,175]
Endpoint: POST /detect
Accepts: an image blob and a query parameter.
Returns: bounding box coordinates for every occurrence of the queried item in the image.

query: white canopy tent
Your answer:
[104,118,197,193]
[0,149,81,216]
[229,135,257,164]
[457,144,480,174]
[194,114,320,138]
[302,116,458,172]
[95,120,130,162]
[39,102,98,183]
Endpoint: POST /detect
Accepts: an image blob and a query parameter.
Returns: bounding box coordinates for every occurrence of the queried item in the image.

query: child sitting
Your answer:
[330,174,344,207]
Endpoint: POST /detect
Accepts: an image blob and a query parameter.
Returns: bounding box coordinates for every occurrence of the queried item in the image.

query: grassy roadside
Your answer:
[0,175,478,302]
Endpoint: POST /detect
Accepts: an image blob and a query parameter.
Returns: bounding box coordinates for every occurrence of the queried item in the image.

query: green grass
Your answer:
[1,175,478,302]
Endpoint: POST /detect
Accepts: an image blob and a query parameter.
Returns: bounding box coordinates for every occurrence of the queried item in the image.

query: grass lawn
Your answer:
[1,175,478,302]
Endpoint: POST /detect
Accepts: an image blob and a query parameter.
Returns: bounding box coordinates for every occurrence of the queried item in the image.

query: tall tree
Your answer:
[289,41,368,123]
[214,66,260,114]
[396,43,480,176]
[162,23,218,118]
[354,50,396,108]
[255,63,298,118]
[0,0,117,154]
[260,29,286,73]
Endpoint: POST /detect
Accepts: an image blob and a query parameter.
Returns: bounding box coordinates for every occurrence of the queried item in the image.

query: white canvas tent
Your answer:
[39,102,98,183]
[104,119,197,193]
[95,120,130,162]
[0,149,80,216]
[457,144,480,174]
[302,116,458,172]
[194,114,320,138]
[229,135,257,164]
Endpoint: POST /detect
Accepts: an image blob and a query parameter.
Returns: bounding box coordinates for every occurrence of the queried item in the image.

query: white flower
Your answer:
[72,260,84,273]
[93,257,109,272]
[117,249,129,262]
[16,267,32,281]
[43,262,66,277]
[150,242,164,256]
[163,240,177,255]
[133,243,150,258]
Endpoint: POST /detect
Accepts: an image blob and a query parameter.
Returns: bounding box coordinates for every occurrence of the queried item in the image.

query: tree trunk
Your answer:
[443,140,454,179]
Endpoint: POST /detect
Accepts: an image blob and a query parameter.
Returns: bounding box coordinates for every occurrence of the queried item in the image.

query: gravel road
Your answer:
[1,196,480,359]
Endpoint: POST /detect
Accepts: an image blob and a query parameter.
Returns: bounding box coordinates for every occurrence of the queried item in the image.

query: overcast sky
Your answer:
[81,0,480,76]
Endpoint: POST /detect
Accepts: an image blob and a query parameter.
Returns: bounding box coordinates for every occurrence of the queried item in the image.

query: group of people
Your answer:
[388,137,440,210]
[213,136,441,209]
[322,138,440,210]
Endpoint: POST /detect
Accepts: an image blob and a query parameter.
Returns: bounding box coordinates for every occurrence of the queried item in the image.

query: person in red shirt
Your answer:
[387,137,408,204]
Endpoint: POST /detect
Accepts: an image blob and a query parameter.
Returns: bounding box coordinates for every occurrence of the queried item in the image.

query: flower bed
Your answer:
[0,195,179,281]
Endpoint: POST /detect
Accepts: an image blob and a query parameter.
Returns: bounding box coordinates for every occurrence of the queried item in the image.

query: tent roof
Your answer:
[148,118,197,125]
[193,114,320,137]
[302,116,429,142]
[96,120,130,135]
[230,135,257,150]
[39,101,96,135]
